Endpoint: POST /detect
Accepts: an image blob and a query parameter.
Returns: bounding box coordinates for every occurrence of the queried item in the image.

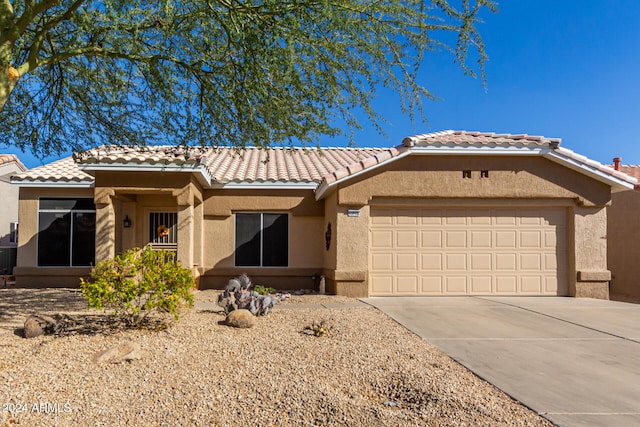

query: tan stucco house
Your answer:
[10,131,637,299]
[0,154,26,275]
[607,160,640,299]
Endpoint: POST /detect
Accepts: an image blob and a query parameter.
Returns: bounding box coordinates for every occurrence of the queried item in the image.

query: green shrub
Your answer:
[80,246,195,327]
[254,284,276,295]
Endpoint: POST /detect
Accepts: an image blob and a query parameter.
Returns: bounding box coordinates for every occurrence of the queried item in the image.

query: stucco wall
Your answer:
[15,187,95,287]
[0,163,23,246]
[325,155,613,298]
[608,190,640,298]
[199,189,325,290]
[338,156,611,207]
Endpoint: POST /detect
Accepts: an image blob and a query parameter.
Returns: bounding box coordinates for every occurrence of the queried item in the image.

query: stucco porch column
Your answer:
[94,188,116,262]
[174,183,203,272]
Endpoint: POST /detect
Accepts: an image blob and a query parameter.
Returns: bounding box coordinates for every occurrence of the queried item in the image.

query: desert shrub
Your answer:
[80,246,195,326]
[254,284,276,295]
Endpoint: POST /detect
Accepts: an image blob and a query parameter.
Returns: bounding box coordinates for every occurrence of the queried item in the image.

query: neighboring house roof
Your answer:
[0,154,27,171]
[614,165,640,179]
[0,153,28,184]
[11,130,638,195]
[11,157,94,187]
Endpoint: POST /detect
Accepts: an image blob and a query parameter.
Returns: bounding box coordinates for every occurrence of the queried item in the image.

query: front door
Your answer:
[149,212,178,252]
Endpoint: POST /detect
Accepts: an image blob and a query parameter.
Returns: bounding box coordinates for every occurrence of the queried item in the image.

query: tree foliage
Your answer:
[80,246,195,327]
[0,0,496,157]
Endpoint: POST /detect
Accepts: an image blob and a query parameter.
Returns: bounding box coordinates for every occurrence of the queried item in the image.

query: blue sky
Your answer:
[4,0,640,169]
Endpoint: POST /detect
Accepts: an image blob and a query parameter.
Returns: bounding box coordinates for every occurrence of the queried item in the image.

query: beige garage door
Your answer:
[370,207,568,296]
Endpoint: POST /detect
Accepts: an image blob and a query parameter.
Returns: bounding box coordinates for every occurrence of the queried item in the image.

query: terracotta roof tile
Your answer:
[0,154,27,171]
[402,130,561,147]
[11,157,92,183]
[614,165,640,179]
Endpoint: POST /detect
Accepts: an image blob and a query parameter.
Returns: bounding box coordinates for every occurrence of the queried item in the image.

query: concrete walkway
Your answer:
[362,296,640,427]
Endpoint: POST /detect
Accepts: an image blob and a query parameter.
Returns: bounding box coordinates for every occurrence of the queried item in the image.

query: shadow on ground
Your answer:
[0,288,87,323]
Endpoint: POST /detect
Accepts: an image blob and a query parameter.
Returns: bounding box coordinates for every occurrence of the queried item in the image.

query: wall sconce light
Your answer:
[123,215,132,228]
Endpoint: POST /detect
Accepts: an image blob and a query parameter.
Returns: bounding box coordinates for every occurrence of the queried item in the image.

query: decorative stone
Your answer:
[92,342,147,364]
[23,314,57,338]
[225,309,255,329]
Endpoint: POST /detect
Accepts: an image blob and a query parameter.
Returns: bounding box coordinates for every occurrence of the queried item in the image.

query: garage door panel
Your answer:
[421,276,443,293]
[446,276,467,293]
[370,207,568,296]
[496,231,517,248]
[471,276,492,293]
[446,253,467,270]
[420,210,443,225]
[471,253,492,270]
[370,276,394,295]
[397,253,418,270]
[496,276,517,293]
[520,253,542,270]
[371,253,393,271]
[446,231,467,247]
[371,230,393,248]
[397,230,418,247]
[520,231,542,248]
[496,253,516,270]
[470,210,492,225]
[495,210,517,225]
[396,277,418,294]
[521,276,543,293]
[446,211,467,225]
[471,230,492,248]
[422,253,443,270]
[371,210,394,224]
[421,231,442,248]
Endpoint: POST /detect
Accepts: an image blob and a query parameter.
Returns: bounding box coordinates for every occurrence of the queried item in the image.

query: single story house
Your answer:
[607,159,640,299]
[10,130,637,299]
[0,154,26,275]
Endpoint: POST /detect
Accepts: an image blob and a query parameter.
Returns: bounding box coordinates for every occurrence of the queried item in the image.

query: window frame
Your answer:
[234,212,289,268]
[9,222,18,244]
[37,198,96,267]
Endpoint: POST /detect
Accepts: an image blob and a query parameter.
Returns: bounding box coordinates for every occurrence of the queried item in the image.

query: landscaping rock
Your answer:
[225,309,255,328]
[92,342,147,364]
[23,314,57,338]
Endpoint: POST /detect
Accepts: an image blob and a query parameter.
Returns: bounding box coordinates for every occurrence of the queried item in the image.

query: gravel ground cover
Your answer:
[0,288,552,426]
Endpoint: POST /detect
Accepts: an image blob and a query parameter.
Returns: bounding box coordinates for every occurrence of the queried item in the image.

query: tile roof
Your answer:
[612,165,640,179]
[402,130,562,147]
[74,146,388,184]
[0,154,26,171]
[11,131,639,193]
[11,157,93,184]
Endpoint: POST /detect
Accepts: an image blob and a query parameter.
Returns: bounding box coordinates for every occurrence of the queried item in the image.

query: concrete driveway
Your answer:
[361,297,640,427]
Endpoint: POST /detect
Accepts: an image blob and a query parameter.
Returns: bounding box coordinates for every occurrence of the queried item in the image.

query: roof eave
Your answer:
[211,181,318,190]
[315,149,412,200]
[11,180,95,188]
[78,162,212,186]
[543,151,636,190]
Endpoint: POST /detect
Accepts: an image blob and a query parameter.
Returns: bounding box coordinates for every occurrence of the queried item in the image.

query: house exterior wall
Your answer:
[0,162,23,247]
[199,189,325,290]
[325,155,613,298]
[13,155,617,298]
[14,186,95,287]
[0,162,23,276]
[608,190,640,298]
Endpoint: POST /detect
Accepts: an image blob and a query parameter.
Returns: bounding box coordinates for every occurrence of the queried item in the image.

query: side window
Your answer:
[235,213,288,267]
[9,222,18,244]
[38,198,96,267]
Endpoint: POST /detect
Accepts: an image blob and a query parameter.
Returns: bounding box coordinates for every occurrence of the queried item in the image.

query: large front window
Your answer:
[38,198,96,267]
[235,213,288,267]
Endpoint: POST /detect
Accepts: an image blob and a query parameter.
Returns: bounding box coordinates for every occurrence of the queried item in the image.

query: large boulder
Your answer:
[225,309,255,329]
[92,342,147,364]
[23,314,57,338]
